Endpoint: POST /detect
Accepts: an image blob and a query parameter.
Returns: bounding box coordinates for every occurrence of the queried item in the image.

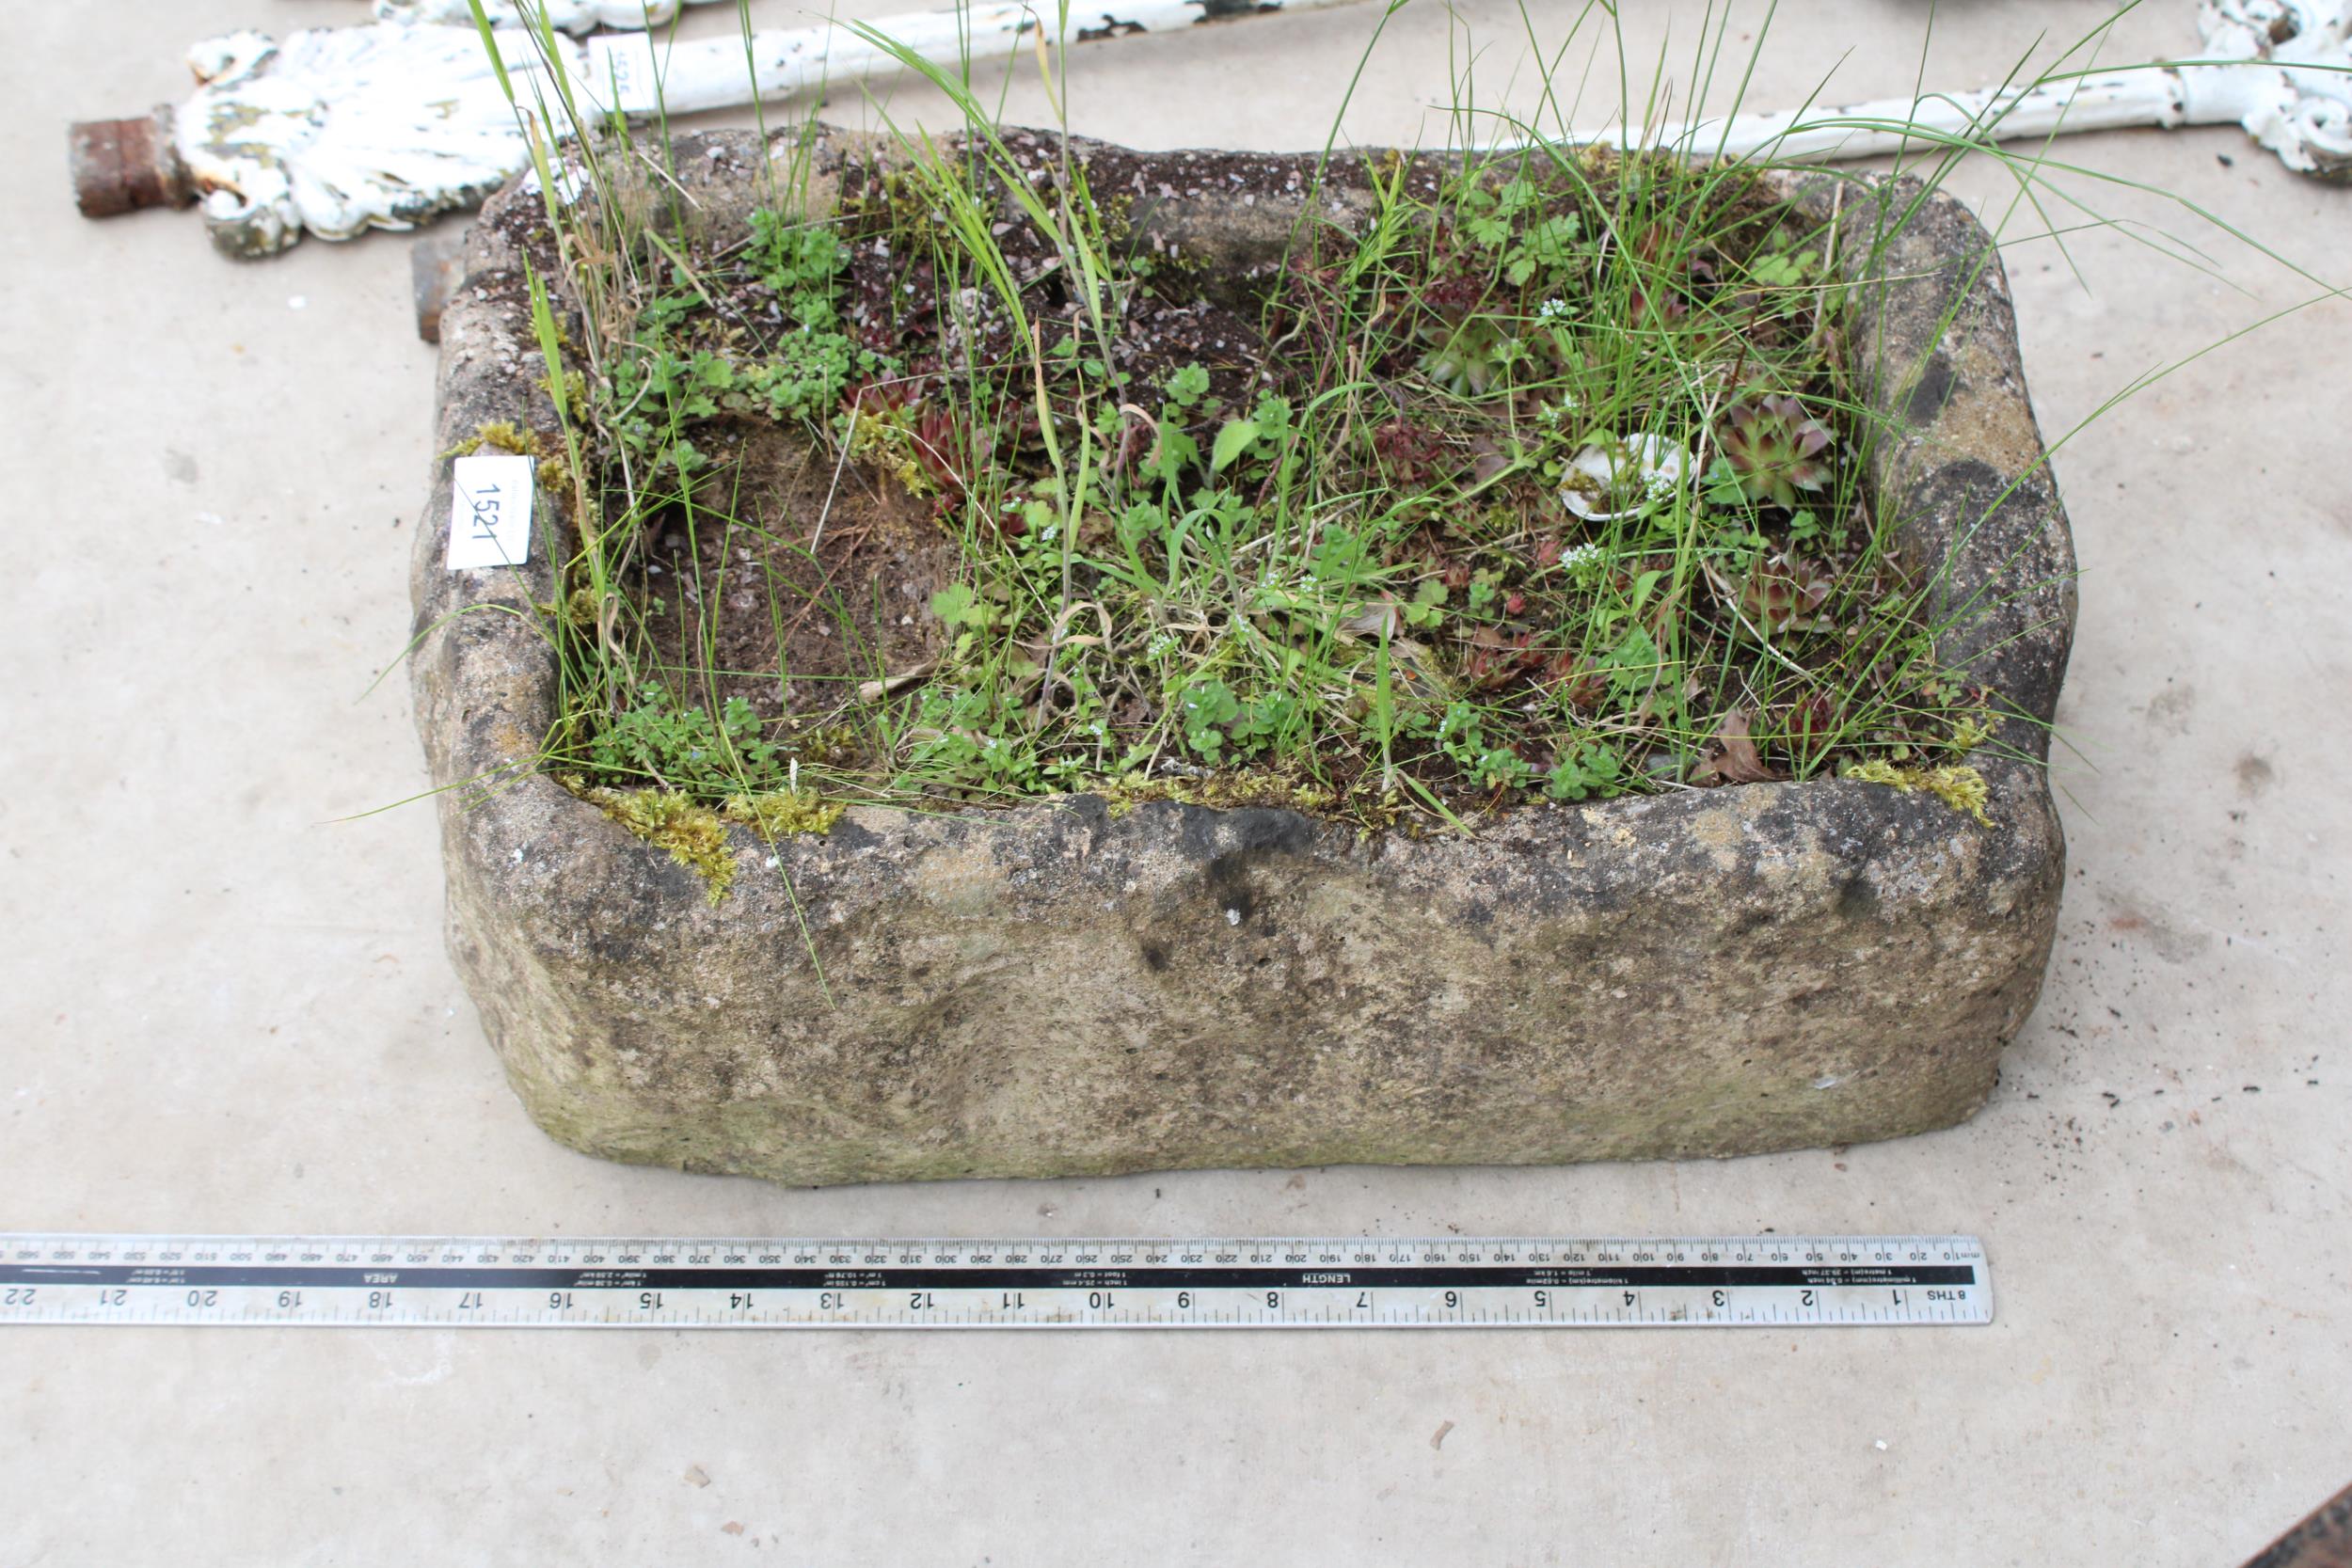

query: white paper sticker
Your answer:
[446,452,534,569]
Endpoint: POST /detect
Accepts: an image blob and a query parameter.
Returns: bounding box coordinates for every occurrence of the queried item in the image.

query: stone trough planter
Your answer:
[410,128,2074,1186]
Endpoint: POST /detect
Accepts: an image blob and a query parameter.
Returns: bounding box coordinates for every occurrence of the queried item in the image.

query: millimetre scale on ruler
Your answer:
[0,1234,1990,1330]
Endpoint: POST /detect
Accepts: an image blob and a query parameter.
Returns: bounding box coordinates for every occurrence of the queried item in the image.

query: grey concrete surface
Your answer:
[1,2,2344,1562]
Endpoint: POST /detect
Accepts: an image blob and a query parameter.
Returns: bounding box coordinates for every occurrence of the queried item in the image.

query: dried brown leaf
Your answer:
[1688,708,1781,785]
[1339,599,1401,640]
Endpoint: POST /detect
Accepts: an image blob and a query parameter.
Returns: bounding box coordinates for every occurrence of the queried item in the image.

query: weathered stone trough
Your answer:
[410,128,2074,1185]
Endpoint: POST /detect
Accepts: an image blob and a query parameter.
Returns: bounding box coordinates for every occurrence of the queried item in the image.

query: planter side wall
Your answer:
[411,132,2071,1184]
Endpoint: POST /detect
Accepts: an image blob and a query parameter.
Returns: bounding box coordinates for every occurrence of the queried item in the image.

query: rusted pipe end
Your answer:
[70,108,193,219]
[410,230,472,345]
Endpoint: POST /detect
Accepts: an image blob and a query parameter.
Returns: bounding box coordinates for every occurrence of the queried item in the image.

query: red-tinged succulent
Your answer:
[910,402,967,500]
[1371,418,1444,484]
[1624,224,1692,326]
[1785,688,1843,752]
[1410,258,1525,397]
[1416,314,1518,398]
[1735,551,1836,637]
[844,374,972,508]
[1716,394,1834,508]
[1464,628,1545,692]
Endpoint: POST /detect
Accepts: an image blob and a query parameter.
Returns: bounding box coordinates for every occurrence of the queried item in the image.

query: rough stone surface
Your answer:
[409,129,2075,1185]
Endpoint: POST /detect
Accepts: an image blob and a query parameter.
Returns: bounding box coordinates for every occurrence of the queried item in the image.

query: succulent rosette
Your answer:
[1716,394,1833,507]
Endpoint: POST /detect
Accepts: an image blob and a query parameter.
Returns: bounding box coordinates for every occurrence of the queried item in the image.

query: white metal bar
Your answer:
[1578,71,2195,166]
[1541,0,2352,181]
[579,0,1372,117]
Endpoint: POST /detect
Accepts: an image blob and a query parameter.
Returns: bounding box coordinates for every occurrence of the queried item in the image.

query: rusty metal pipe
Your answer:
[68,106,194,218]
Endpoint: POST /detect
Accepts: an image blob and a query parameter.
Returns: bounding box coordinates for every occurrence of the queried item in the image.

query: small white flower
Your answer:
[1537,296,1569,320]
[1558,541,1613,591]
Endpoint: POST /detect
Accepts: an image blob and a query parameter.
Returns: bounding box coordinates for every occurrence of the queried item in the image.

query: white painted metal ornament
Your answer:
[180,24,554,258]
[70,0,1365,257]
[1560,0,2352,182]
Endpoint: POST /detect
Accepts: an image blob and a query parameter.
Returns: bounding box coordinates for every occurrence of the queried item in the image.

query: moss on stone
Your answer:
[445,420,532,459]
[722,789,849,838]
[445,420,573,502]
[1947,711,1994,753]
[561,779,848,904]
[1844,759,1994,826]
[571,782,739,904]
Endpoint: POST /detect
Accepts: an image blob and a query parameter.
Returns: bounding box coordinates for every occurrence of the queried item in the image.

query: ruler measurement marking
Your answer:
[0,1235,1989,1329]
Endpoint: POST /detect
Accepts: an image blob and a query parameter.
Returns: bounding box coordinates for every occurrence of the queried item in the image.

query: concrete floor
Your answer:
[4,1,2347,1561]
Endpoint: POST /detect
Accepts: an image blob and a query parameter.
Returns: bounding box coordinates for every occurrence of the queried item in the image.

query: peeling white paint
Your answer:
[176,24,568,256]
[165,0,1366,255]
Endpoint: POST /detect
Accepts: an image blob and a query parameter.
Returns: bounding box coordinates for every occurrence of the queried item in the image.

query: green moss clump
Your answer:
[445,420,533,458]
[574,783,739,903]
[563,777,848,906]
[446,420,572,502]
[1946,711,1994,753]
[721,790,848,838]
[1843,759,1993,826]
[532,585,601,631]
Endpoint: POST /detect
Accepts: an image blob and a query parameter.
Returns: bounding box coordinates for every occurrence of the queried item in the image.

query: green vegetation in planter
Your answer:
[464,1,2203,873]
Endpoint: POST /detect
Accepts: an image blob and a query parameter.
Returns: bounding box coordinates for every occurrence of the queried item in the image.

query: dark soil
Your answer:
[633,420,952,725]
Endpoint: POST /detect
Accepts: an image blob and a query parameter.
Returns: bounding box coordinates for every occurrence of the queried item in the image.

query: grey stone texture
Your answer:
[410,129,2074,1184]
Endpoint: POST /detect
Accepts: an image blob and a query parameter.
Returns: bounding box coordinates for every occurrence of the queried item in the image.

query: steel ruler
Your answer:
[0,1233,1990,1329]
